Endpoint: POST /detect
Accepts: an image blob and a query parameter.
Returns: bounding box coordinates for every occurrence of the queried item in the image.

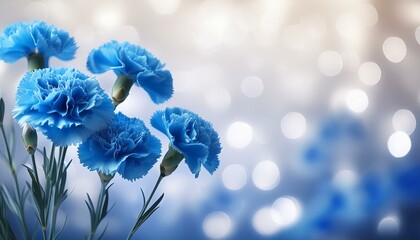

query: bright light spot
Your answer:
[203,211,232,239]
[241,76,264,98]
[222,164,247,191]
[253,207,281,235]
[271,197,301,227]
[24,1,49,20]
[333,169,358,188]
[93,6,124,30]
[346,89,369,113]
[336,13,362,40]
[227,122,253,148]
[383,37,407,63]
[416,27,420,45]
[318,51,343,77]
[281,112,307,139]
[205,88,231,111]
[388,131,411,158]
[358,62,381,85]
[358,3,378,27]
[147,0,181,14]
[392,109,416,135]
[378,216,399,236]
[252,161,280,191]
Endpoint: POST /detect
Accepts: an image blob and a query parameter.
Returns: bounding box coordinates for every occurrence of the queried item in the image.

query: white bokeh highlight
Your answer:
[383,37,407,63]
[252,161,280,191]
[222,164,247,191]
[358,62,381,85]
[318,51,343,77]
[271,197,302,228]
[346,89,369,113]
[281,112,307,139]
[253,207,281,236]
[378,216,400,236]
[227,121,253,148]
[392,109,416,135]
[241,76,264,98]
[203,211,232,239]
[388,131,411,158]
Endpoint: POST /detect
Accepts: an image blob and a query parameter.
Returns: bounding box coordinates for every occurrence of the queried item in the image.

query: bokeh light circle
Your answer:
[252,161,280,191]
[378,216,399,236]
[358,62,381,85]
[253,207,281,236]
[318,51,343,76]
[281,112,307,139]
[222,164,247,191]
[271,196,301,227]
[241,76,264,98]
[383,37,407,63]
[346,89,369,113]
[203,211,232,239]
[227,122,253,148]
[388,131,411,158]
[392,109,416,135]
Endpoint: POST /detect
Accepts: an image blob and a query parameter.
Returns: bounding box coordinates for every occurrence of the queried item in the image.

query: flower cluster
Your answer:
[0,20,221,240]
[151,107,221,177]
[13,67,115,146]
[0,21,77,68]
[78,112,161,181]
[87,40,173,104]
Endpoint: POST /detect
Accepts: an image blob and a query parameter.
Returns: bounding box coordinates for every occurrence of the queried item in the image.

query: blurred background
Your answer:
[1,0,420,239]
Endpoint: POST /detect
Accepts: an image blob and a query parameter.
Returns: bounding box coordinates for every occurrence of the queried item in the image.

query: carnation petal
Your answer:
[136,69,173,104]
[178,143,209,178]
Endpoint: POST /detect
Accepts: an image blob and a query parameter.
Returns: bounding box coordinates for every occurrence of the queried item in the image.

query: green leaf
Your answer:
[1,186,19,216]
[0,98,4,124]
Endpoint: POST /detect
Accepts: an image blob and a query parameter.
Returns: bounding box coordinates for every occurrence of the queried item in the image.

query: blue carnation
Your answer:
[151,107,221,177]
[78,112,161,181]
[13,68,115,146]
[0,21,77,65]
[87,40,173,104]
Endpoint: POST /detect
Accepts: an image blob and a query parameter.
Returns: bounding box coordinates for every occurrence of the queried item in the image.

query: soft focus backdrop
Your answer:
[1,0,420,239]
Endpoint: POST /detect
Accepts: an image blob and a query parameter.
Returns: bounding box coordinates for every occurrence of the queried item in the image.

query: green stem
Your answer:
[49,146,68,240]
[0,124,30,239]
[89,180,108,240]
[126,174,164,240]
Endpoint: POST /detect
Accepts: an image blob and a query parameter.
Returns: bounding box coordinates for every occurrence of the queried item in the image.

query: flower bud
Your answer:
[22,124,37,155]
[0,98,4,124]
[98,171,115,186]
[160,145,184,177]
[112,74,134,107]
[27,52,46,71]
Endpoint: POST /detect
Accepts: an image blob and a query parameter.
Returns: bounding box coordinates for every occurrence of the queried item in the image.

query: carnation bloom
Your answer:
[87,40,173,104]
[13,68,115,146]
[0,21,77,67]
[78,112,162,181]
[151,107,221,177]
